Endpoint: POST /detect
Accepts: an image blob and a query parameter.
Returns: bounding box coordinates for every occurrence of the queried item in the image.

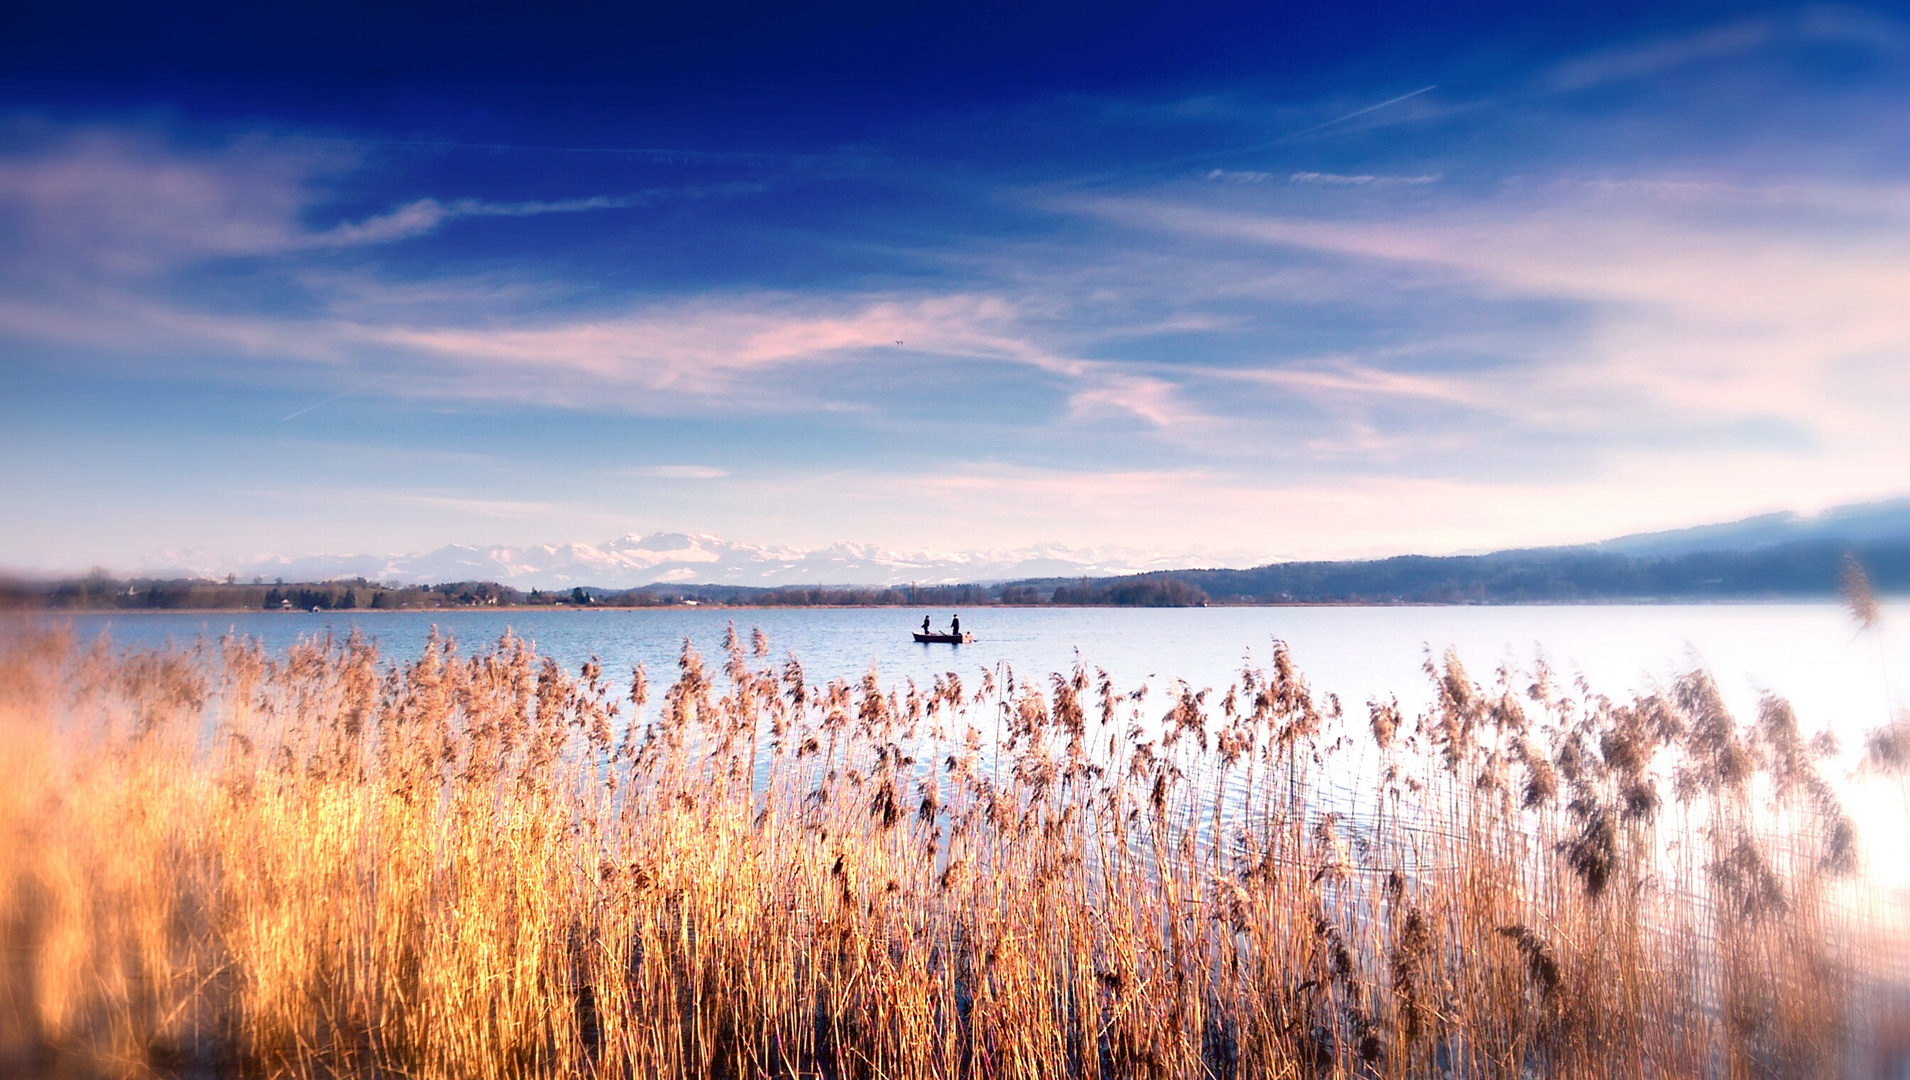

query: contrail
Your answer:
[1283,84,1437,140]
[280,372,393,422]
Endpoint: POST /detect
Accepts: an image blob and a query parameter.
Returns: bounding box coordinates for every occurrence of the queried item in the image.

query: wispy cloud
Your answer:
[5,39,1908,571]
[0,129,672,274]
[1286,172,1442,186]
[1539,10,1908,95]
[0,132,1209,428]
[1074,174,1910,461]
[1281,85,1439,140]
[0,129,329,271]
[360,294,1214,429]
[1066,373,1196,427]
[1212,359,1479,407]
[1543,20,1779,93]
[314,194,656,246]
[1205,169,1277,184]
[1208,170,1441,186]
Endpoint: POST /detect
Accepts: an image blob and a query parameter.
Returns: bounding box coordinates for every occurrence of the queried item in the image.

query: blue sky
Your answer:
[2,1,1908,571]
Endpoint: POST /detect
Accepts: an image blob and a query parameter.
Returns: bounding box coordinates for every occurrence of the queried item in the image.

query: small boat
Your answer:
[913,631,974,644]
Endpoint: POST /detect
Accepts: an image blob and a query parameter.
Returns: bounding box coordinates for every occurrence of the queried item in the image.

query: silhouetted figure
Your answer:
[950,614,960,637]
[922,615,932,634]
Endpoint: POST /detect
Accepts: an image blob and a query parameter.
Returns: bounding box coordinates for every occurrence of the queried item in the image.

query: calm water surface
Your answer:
[28,602,1909,742]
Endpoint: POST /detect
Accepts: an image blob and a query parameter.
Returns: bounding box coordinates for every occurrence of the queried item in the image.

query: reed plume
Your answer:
[0,622,1896,1078]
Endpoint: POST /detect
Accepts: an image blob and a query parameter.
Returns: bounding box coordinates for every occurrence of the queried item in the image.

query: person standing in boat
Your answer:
[950,614,960,638]
[922,615,932,635]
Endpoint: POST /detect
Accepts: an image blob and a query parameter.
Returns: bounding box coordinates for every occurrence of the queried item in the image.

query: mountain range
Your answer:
[129,497,1910,592]
[1053,498,1910,605]
[1591,498,1910,557]
[135,534,1254,590]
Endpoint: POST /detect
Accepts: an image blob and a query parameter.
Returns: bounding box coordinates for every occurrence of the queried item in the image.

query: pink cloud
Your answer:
[1213,359,1480,407]
[1067,373,1197,427]
[346,294,1197,426]
[0,130,328,271]
[0,130,658,276]
[1083,178,1910,445]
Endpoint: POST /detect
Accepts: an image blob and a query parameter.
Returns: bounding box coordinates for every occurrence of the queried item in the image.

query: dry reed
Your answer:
[0,622,1900,1079]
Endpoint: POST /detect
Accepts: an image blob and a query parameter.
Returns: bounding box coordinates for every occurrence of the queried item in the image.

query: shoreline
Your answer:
[6,595,1884,616]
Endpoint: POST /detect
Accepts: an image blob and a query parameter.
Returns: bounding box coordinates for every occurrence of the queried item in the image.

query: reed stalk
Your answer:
[0,624,1898,1078]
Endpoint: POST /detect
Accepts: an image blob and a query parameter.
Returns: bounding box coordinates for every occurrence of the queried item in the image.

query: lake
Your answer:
[23,601,1910,895]
[26,601,1908,745]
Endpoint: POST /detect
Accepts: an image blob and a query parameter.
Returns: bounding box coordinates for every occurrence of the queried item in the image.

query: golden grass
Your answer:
[0,622,1899,1078]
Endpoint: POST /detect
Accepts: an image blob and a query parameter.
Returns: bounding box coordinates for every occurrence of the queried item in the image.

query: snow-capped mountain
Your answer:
[137,533,1259,589]
[108,496,1910,590]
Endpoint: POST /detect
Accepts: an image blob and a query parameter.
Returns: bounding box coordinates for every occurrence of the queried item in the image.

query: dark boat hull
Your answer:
[912,632,974,644]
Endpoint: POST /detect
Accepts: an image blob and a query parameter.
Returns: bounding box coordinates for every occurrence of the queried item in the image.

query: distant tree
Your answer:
[1109,579,1207,607]
[339,589,357,610]
[570,587,591,605]
[1049,583,1109,605]
[1049,578,1206,607]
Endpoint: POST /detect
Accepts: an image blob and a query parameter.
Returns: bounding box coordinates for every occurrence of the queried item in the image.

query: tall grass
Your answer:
[0,622,1900,1078]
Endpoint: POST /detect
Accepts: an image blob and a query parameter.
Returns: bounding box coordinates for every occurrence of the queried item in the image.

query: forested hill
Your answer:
[1007,537,1910,605]
[8,531,1907,611]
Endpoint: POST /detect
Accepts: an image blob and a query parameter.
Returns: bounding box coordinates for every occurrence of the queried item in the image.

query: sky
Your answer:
[2,0,1908,573]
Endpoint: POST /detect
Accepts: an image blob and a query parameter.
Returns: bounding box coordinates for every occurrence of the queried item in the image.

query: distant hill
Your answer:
[1010,537,1909,605]
[1592,498,1910,557]
[72,495,1910,604]
[984,498,1910,605]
